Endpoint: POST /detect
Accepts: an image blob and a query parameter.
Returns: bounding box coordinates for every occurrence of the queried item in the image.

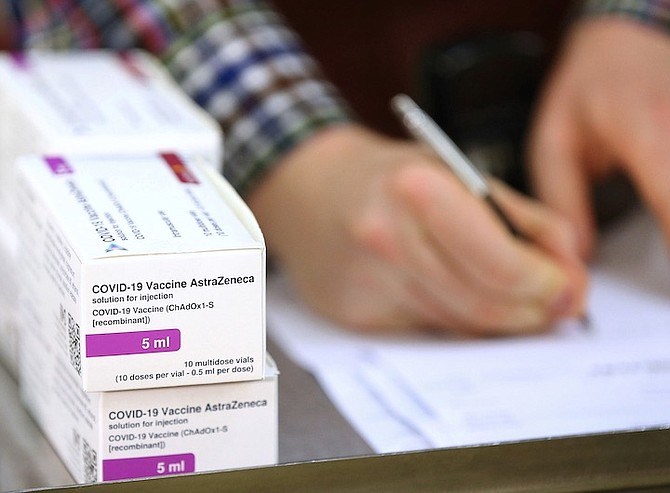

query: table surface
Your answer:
[0,337,372,493]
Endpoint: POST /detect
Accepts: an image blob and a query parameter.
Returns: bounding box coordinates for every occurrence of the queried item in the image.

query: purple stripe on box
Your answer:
[103,453,195,481]
[10,52,28,69]
[86,329,181,357]
[44,156,74,175]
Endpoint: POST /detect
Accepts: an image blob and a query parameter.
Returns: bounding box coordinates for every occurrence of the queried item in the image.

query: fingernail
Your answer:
[549,286,574,318]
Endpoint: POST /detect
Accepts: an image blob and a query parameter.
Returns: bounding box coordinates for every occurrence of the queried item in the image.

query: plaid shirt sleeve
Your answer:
[581,0,670,32]
[13,0,354,196]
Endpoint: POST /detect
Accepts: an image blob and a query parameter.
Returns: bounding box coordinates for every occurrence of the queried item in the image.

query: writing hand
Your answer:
[249,125,587,335]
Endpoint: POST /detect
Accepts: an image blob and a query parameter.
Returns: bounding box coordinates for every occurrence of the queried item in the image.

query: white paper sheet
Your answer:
[267,209,670,453]
[369,336,670,448]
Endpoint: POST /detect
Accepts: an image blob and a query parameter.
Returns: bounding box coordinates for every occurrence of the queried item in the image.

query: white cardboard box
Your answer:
[0,49,224,374]
[16,152,265,391]
[19,318,278,484]
[0,50,223,190]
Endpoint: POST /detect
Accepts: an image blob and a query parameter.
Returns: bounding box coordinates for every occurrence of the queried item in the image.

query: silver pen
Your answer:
[390,93,521,237]
[390,93,591,329]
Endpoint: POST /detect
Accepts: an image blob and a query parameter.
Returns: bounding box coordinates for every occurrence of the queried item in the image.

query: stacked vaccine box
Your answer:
[0,49,223,374]
[4,51,278,483]
[15,152,277,483]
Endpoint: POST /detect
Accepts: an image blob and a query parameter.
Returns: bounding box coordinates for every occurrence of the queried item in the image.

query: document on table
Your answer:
[267,209,670,453]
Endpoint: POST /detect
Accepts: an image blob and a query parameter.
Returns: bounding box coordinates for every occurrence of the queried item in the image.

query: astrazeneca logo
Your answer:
[105,243,128,253]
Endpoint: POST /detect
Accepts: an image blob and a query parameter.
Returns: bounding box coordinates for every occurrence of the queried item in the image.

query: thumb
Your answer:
[527,119,597,260]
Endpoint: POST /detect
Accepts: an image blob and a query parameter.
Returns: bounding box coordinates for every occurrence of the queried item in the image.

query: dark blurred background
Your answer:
[272,0,573,136]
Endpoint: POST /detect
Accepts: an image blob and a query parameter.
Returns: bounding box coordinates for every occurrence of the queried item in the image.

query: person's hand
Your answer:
[528,17,670,259]
[248,124,587,335]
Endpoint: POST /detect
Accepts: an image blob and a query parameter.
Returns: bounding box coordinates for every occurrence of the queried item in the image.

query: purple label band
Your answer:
[86,329,181,357]
[44,156,74,175]
[103,453,195,481]
[10,51,28,69]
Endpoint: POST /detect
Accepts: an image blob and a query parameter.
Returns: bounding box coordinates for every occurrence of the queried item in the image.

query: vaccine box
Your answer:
[19,318,278,484]
[16,152,265,391]
[0,49,223,211]
[0,49,223,374]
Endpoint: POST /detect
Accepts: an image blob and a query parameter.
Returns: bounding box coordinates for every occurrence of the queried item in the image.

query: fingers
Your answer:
[526,94,597,260]
[622,141,670,250]
[526,18,670,259]
[612,99,670,251]
[368,164,588,335]
[355,188,549,334]
[489,180,589,318]
[489,180,580,262]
